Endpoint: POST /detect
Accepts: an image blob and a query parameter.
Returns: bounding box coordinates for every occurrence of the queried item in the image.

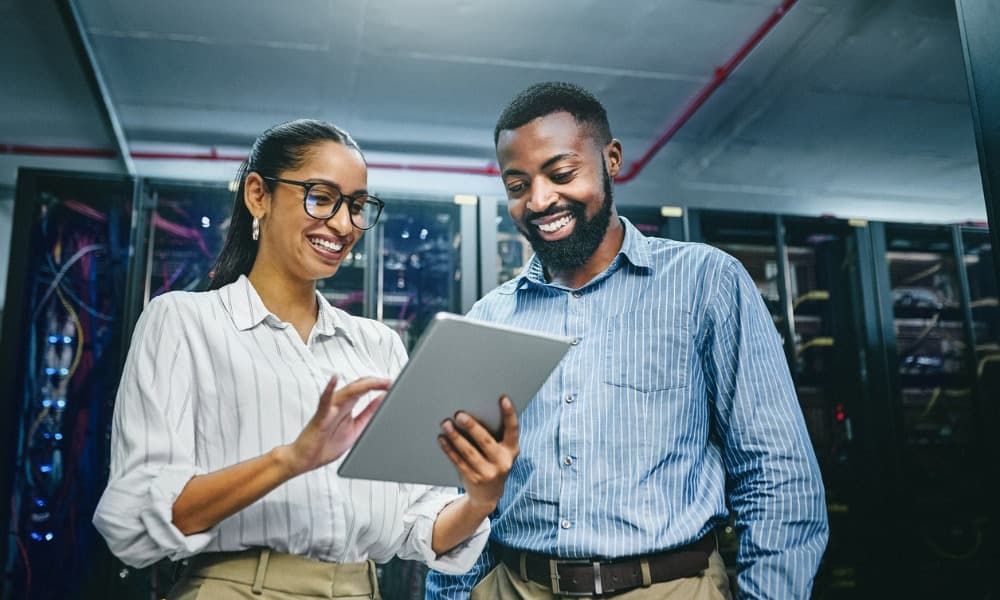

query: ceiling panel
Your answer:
[78,0,351,49]
[0,0,113,145]
[734,91,976,156]
[363,0,776,78]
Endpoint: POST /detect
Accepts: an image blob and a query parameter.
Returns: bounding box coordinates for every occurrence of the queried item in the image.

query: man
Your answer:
[426,82,828,599]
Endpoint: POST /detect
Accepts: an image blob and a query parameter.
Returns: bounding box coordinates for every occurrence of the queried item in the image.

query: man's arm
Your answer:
[701,257,829,599]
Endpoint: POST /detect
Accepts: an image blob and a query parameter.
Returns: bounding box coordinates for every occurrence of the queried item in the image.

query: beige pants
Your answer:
[168,548,380,600]
[471,550,732,600]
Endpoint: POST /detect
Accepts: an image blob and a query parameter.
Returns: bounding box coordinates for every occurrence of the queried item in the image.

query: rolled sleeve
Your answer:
[92,294,218,567]
[397,486,490,575]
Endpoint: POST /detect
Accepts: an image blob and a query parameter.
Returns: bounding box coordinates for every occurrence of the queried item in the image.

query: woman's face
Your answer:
[253,140,369,282]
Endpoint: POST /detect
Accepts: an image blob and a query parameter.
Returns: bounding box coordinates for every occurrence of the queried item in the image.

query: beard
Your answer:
[515,162,615,273]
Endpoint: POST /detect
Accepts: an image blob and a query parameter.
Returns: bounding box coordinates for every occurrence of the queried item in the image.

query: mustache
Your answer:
[523,203,584,223]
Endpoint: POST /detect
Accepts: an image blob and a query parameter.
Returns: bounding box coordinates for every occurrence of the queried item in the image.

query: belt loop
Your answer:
[639,557,652,588]
[549,559,562,595]
[519,552,528,582]
[252,548,271,595]
[367,559,379,599]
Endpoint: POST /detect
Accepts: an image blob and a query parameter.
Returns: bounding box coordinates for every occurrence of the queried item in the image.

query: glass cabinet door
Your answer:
[881,224,990,595]
[377,198,463,349]
[141,180,232,301]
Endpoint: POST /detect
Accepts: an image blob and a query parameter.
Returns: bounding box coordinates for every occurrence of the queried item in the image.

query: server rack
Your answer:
[0,169,140,600]
[688,210,870,598]
[867,222,996,598]
[616,205,687,241]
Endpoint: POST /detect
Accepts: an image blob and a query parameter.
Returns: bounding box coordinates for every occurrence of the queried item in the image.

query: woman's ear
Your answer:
[244,172,270,219]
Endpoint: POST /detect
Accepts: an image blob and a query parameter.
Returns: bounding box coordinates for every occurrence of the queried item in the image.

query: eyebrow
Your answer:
[304,178,368,196]
[502,152,579,178]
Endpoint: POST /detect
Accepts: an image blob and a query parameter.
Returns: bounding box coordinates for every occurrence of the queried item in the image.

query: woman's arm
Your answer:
[431,397,519,554]
[172,375,390,534]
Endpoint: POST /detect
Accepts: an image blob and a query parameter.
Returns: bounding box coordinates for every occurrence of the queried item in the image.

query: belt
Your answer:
[495,534,714,597]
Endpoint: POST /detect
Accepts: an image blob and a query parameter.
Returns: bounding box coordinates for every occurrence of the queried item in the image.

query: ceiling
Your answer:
[0,0,987,222]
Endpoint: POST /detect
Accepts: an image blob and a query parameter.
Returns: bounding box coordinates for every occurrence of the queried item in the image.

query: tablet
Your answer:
[337,312,571,487]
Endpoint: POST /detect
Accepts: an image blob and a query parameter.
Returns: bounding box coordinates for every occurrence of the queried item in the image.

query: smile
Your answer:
[535,214,575,233]
[307,236,344,253]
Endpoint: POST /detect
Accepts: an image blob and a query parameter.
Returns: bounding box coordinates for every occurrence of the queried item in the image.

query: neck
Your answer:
[546,218,625,289]
[247,259,318,326]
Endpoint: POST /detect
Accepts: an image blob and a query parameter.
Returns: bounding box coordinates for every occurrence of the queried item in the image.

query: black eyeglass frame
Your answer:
[259,175,384,230]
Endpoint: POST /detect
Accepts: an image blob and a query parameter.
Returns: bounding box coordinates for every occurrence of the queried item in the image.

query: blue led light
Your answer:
[58,368,69,377]
[44,367,58,376]
[62,336,73,344]
[44,533,54,541]
[39,465,52,473]
[48,335,59,344]
[41,398,52,408]
[54,433,63,441]
[34,498,45,508]
[55,399,67,409]
[29,532,42,541]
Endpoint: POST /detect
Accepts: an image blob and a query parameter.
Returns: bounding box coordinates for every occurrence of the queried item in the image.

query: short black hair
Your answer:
[494,81,612,146]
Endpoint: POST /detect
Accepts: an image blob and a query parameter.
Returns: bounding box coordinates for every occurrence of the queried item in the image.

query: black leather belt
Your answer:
[494,534,714,597]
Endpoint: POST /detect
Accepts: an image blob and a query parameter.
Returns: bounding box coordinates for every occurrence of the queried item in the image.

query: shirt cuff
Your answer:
[403,488,491,575]
[140,464,217,561]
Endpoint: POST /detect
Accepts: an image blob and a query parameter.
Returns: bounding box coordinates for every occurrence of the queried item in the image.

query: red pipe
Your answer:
[615,0,798,183]
[1,0,796,183]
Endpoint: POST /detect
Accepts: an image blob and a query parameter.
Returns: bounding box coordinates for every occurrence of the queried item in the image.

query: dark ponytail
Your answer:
[208,119,362,290]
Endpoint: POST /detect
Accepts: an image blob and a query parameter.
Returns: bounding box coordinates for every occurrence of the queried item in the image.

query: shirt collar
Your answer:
[219,275,353,343]
[516,216,652,290]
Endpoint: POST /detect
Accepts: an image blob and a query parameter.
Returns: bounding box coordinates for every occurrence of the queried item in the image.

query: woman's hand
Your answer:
[283,375,390,476]
[438,396,519,513]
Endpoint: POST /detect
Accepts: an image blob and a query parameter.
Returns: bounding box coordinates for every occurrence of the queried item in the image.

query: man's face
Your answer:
[496,112,619,272]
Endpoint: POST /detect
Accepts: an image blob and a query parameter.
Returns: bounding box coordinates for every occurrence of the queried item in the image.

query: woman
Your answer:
[93,120,518,599]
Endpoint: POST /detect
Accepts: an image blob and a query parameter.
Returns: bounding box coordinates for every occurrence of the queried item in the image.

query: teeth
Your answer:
[309,237,343,252]
[538,215,572,233]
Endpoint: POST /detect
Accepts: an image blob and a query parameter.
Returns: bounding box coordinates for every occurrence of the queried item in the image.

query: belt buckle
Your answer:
[548,559,603,597]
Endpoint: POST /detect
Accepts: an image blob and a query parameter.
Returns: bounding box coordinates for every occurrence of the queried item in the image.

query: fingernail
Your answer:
[441,420,454,433]
[455,413,469,426]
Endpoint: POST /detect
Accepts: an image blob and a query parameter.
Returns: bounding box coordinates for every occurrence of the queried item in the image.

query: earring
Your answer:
[252,217,260,241]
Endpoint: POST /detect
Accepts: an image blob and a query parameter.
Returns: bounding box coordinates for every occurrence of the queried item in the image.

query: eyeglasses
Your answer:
[260,176,384,230]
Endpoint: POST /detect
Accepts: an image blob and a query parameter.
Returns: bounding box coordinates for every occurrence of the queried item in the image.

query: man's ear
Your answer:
[244,171,270,219]
[605,139,623,179]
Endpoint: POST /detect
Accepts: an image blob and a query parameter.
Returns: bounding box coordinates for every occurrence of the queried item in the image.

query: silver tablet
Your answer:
[337,312,571,487]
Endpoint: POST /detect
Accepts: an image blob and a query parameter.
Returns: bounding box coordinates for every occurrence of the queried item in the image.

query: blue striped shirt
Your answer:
[426,218,828,599]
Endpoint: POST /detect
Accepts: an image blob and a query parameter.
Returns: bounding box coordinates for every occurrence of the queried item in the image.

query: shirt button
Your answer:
[565,394,575,404]
[570,337,580,346]
[572,291,582,298]
[560,519,571,529]
[563,456,574,466]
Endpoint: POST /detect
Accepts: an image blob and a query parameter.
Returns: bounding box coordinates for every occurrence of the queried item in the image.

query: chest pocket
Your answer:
[605,308,692,392]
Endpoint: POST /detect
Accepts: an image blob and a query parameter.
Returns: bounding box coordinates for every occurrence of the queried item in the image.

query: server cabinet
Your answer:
[690,210,870,598]
[868,223,995,598]
[374,196,466,349]
[0,169,139,600]
[617,205,687,241]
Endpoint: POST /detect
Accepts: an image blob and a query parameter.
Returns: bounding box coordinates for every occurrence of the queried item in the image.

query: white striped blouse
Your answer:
[93,275,488,573]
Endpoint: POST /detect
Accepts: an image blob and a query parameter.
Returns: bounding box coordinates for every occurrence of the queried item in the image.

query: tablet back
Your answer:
[337,312,571,487]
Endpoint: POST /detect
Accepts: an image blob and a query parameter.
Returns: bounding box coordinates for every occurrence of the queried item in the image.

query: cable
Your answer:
[970,297,998,308]
[55,288,84,380]
[978,355,1000,379]
[901,262,942,285]
[29,244,105,322]
[796,337,835,355]
[792,290,830,311]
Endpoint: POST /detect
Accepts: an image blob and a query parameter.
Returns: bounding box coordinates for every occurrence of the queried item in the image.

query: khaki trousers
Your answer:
[168,548,380,600]
[471,550,732,600]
